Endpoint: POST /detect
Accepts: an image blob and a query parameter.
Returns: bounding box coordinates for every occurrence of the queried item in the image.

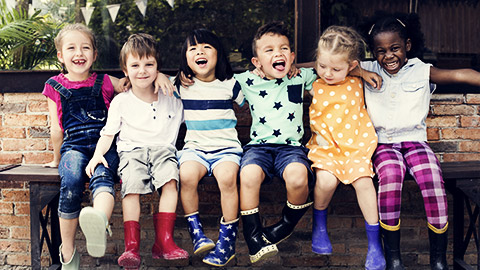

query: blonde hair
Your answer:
[54,23,97,52]
[119,33,161,72]
[316,25,365,64]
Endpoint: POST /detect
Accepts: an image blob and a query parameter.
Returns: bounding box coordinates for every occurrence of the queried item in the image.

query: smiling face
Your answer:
[123,53,157,91]
[57,30,97,81]
[316,49,357,85]
[252,33,294,80]
[186,42,218,82]
[373,31,411,75]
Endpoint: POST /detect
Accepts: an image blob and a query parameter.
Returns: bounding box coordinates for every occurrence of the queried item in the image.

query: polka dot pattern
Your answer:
[307,76,378,184]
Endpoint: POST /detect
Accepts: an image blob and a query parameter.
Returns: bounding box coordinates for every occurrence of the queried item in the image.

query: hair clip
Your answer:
[368,24,375,35]
[396,18,406,27]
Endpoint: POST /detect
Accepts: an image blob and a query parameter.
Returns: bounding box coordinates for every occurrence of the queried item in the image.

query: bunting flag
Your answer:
[167,0,174,8]
[81,5,95,25]
[135,0,148,17]
[106,4,121,22]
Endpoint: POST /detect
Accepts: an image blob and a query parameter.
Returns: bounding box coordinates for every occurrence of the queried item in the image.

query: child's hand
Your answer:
[287,65,301,79]
[155,72,176,96]
[43,160,59,168]
[85,155,109,178]
[179,72,194,88]
[115,77,130,93]
[362,70,382,89]
[251,67,266,78]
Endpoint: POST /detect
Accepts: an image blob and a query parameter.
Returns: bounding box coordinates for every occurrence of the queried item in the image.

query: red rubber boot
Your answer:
[118,221,141,269]
[151,212,189,260]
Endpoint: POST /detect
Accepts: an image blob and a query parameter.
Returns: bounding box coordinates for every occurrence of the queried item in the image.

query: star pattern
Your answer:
[259,117,266,124]
[246,78,254,86]
[285,138,292,145]
[259,90,268,98]
[287,112,295,121]
[260,139,267,144]
[273,102,283,110]
[250,104,254,111]
[273,129,282,137]
[275,78,284,85]
[252,131,257,137]
[297,126,302,133]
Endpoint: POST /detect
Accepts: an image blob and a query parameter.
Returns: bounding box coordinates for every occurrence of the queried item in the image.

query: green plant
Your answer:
[0,0,61,70]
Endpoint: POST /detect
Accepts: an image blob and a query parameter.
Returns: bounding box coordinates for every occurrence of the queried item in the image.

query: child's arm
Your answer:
[109,72,176,96]
[430,67,480,86]
[350,66,382,89]
[85,134,115,177]
[44,98,63,168]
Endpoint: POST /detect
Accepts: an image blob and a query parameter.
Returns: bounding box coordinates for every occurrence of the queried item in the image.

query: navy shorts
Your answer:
[240,144,314,186]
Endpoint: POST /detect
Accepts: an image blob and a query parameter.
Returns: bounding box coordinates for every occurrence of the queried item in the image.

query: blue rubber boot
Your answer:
[365,221,387,270]
[203,217,239,267]
[312,208,332,255]
[185,212,215,255]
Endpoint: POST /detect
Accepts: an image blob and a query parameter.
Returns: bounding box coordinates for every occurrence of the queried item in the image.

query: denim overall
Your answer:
[46,74,119,219]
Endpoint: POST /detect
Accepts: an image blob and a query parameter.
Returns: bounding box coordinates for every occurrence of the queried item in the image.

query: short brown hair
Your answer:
[119,33,161,72]
[252,21,291,57]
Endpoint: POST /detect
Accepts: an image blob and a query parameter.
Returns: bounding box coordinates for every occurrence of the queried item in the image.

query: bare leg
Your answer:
[282,162,309,205]
[122,194,141,222]
[313,169,339,210]
[59,217,78,261]
[239,164,264,210]
[352,177,379,225]
[179,161,207,215]
[159,180,179,212]
[213,161,239,221]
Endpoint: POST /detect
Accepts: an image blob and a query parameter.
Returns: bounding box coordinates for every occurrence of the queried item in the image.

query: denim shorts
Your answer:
[58,144,119,219]
[240,143,314,185]
[118,145,179,198]
[177,147,243,176]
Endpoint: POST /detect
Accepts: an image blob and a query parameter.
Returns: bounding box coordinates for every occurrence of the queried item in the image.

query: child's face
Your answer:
[316,50,357,85]
[123,53,158,90]
[57,30,97,81]
[373,31,411,75]
[186,42,218,82]
[252,33,294,80]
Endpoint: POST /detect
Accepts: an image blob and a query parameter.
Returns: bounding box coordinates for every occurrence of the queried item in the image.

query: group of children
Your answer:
[43,11,480,270]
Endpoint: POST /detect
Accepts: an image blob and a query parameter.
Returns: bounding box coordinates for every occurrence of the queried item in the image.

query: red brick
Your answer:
[0,240,29,252]
[28,126,50,138]
[466,93,480,104]
[432,105,476,115]
[0,153,23,164]
[426,116,458,127]
[3,139,46,151]
[6,253,30,266]
[27,101,48,112]
[10,227,29,240]
[458,141,480,152]
[14,203,30,215]
[460,115,480,127]
[443,153,480,162]
[0,202,14,215]
[0,215,30,226]
[4,93,44,102]
[0,227,9,239]
[431,94,464,104]
[4,114,47,127]
[427,128,440,141]
[2,189,29,202]
[23,152,53,165]
[441,128,480,140]
[0,127,26,139]
[0,103,26,114]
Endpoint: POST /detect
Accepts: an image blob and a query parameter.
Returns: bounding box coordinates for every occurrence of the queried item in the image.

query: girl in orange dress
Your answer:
[306,25,385,270]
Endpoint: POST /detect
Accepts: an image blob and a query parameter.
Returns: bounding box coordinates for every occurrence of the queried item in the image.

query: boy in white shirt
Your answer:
[85,33,186,269]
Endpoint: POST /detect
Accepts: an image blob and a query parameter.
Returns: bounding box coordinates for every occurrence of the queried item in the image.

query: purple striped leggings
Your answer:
[372,141,448,230]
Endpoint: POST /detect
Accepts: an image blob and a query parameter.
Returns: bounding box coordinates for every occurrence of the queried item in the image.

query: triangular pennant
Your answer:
[167,0,174,8]
[135,0,148,17]
[106,4,121,22]
[81,6,95,25]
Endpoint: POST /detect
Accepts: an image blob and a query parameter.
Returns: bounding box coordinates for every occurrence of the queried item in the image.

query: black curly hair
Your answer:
[360,11,425,59]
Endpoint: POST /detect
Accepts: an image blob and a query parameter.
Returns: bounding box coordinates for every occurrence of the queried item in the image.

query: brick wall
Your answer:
[0,92,478,269]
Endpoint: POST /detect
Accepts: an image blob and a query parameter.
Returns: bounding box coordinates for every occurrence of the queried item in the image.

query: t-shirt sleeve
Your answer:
[232,80,245,107]
[300,68,317,90]
[102,75,115,108]
[100,95,122,136]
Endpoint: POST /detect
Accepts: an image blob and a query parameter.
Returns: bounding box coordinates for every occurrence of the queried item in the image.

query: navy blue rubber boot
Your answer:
[365,221,386,270]
[185,212,215,255]
[203,217,239,267]
[312,208,332,255]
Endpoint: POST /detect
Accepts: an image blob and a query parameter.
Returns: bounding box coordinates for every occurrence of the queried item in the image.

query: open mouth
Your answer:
[272,60,286,71]
[195,58,208,67]
[72,59,86,65]
[384,61,399,72]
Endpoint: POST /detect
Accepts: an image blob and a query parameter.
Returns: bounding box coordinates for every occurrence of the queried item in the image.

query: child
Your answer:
[361,12,480,269]
[174,29,244,267]
[305,25,385,270]
[42,23,121,269]
[85,33,187,269]
[235,21,319,263]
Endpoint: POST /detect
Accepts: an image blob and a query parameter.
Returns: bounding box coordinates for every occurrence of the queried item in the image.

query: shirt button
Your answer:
[391,93,396,98]
[388,137,392,141]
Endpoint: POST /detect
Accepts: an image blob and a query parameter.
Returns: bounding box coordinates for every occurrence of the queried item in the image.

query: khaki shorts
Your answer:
[118,145,179,198]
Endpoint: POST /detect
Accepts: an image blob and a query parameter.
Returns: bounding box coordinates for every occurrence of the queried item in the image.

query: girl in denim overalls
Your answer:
[361,13,480,270]
[43,24,120,269]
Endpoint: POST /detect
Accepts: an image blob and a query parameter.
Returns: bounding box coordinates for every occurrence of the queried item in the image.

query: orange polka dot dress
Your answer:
[306,76,378,184]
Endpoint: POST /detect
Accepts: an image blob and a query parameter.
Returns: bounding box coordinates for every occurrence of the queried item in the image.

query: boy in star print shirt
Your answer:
[237,21,317,264]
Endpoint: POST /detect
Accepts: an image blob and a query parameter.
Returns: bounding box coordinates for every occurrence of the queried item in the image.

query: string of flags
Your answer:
[27,0,174,25]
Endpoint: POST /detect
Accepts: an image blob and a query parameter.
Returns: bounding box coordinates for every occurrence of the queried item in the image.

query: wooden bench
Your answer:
[0,161,479,270]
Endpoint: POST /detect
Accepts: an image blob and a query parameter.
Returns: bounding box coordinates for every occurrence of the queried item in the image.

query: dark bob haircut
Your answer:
[174,29,233,87]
